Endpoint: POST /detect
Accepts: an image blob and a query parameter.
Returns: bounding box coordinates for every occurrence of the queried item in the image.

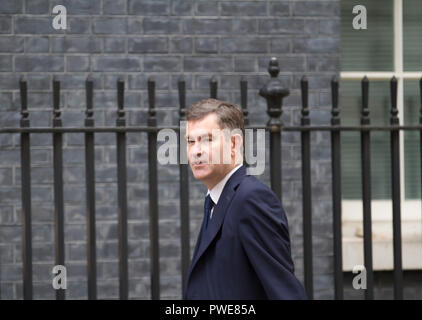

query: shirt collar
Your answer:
[206,164,243,205]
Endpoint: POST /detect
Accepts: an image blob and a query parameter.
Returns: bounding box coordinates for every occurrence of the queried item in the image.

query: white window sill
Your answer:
[342,220,422,271]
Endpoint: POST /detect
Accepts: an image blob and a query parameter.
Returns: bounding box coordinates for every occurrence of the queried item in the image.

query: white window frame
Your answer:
[341,0,422,271]
[341,0,422,222]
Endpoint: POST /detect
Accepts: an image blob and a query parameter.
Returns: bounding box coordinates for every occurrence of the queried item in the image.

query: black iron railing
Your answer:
[0,57,419,300]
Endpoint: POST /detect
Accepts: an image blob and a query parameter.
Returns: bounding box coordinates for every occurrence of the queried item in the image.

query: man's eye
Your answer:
[187,140,194,144]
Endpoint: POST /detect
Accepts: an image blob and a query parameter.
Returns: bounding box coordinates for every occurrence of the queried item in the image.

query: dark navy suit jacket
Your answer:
[184,165,307,300]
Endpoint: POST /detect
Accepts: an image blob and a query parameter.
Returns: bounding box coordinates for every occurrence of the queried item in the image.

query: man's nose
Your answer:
[190,141,202,157]
[195,142,203,157]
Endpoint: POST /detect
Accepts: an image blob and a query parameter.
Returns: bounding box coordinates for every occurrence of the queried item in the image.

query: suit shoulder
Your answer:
[236,175,278,203]
[234,174,290,228]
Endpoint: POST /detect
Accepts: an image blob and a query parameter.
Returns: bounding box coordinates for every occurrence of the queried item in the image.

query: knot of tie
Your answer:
[203,194,214,230]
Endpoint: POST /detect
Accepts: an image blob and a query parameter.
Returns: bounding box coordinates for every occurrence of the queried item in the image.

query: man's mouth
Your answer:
[192,160,207,166]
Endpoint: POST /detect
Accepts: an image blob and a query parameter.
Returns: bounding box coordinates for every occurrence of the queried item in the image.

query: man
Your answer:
[183,98,307,300]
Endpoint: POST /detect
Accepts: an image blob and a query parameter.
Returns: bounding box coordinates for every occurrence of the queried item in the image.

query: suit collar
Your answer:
[207,164,243,207]
[184,165,247,295]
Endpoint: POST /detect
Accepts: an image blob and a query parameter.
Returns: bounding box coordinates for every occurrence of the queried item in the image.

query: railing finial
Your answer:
[331,75,340,126]
[116,77,125,126]
[259,57,289,126]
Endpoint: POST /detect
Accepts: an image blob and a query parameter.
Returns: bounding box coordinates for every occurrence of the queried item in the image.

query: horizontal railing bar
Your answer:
[1,125,422,134]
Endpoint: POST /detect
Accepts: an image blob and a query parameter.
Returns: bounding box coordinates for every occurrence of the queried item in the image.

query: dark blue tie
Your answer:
[201,194,214,235]
[194,194,214,260]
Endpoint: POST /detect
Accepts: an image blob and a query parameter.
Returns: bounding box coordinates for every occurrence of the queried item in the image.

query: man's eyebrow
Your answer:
[199,133,213,139]
[185,133,213,140]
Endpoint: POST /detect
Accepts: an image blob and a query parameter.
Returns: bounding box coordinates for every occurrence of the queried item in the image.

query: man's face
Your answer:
[186,113,235,190]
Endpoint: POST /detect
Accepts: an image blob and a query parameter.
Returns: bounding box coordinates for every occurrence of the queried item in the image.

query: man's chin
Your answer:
[191,165,211,180]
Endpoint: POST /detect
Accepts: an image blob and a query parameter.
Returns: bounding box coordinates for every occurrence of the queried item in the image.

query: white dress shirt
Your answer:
[206,164,242,219]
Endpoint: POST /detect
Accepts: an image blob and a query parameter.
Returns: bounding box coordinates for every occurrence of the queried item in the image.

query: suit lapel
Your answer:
[184,165,247,293]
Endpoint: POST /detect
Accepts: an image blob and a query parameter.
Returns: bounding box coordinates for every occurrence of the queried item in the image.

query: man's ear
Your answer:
[231,133,244,162]
[231,133,243,147]
[232,134,242,148]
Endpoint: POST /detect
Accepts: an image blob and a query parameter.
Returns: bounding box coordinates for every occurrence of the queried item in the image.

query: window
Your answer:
[340,0,422,270]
